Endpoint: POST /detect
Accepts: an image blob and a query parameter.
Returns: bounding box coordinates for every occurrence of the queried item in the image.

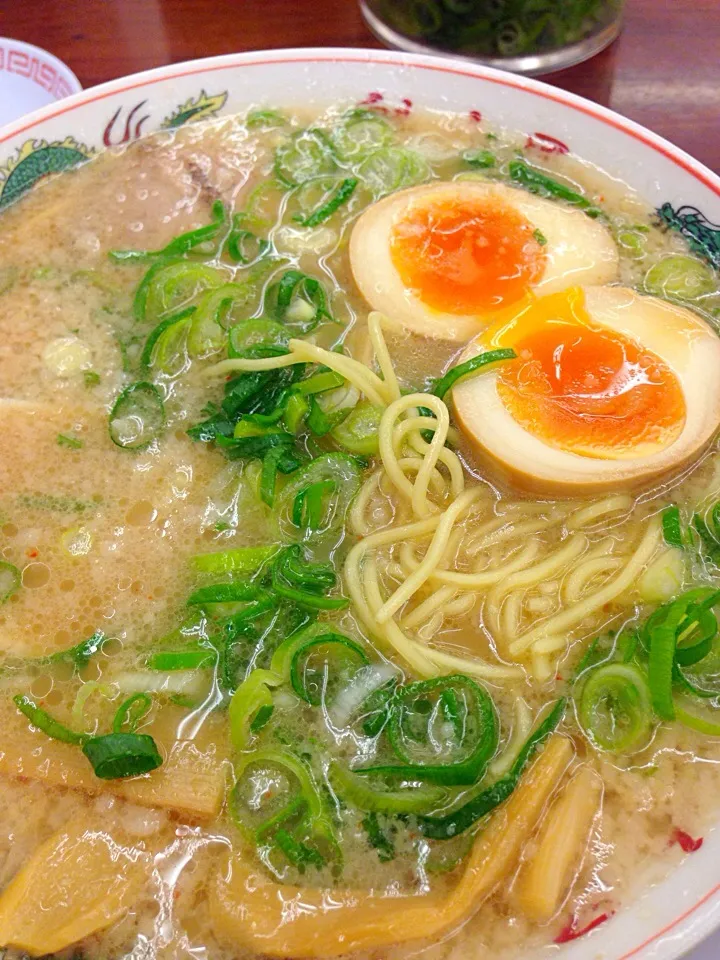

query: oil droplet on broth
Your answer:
[21,562,50,589]
[125,501,158,527]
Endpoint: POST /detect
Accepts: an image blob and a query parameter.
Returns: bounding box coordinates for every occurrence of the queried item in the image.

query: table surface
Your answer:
[1,0,720,958]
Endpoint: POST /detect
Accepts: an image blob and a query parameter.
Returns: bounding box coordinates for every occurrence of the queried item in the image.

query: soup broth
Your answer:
[0,101,720,960]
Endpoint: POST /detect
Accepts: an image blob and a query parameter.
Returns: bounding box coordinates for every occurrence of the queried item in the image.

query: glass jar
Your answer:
[360,0,625,75]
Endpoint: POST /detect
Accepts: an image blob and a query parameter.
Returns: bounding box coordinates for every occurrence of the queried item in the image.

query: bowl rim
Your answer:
[0,45,719,202]
[0,44,719,960]
[0,36,82,99]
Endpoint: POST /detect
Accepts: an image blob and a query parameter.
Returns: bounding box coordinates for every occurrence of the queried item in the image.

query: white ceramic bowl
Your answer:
[0,38,81,128]
[1,47,720,960]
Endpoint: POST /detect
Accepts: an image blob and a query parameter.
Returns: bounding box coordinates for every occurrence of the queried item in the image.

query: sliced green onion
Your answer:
[228,319,290,358]
[293,177,358,228]
[229,749,326,840]
[236,179,288,231]
[13,694,87,745]
[290,635,368,705]
[644,255,717,302]
[271,545,348,611]
[57,433,83,450]
[112,692,152,734]
[359,675,498,786]
[305,397,339,437]
[644,588,720,719]
[135,260,226,324]
[297,371,346,396]
[693,504,720,566]
[361,812,394,862]
[329,762,445,815]
[247,109,287,129]
[361,680,397,737]
[228,668,282,750]
[274,452,363,548]
[432,348,517,400]
[292,480,338,529]
[674,695,720,737]
[224,229,270,265]
[578,663,652,752]
[331,111,395,162]
[462,148,495,168]
[274,129,337,187]
[147,649,215,671]
[266,269,332,333]
[283,392,310,433]
[330,400,383,455]
[191,545,279,575]
[82,732,162,779]
[359,147,431,197]
[219,430,296,463]
[417,698,566,839]
[274,828,326,870]
[662,506,684,547]
[48,631,106,668]
[140,305,196,369]
[186,286,241,358]
[617,227,649,258]
[110,202,226,263]
[260,445,290,507]
[109,381,165,450]
[187,582,266,606]
[0,561,20,604]
[508,161,600,215]
[150,313,193,376]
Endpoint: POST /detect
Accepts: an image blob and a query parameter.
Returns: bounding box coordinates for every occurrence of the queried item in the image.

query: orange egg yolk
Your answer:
[389,196,546,315]
[495,291,686,458]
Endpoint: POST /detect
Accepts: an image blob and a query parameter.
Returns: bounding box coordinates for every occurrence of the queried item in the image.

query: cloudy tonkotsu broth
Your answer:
[1,102,720,960]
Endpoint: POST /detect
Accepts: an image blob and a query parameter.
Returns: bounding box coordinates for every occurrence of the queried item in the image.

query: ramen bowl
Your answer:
[1,48,720,960]
[0,37,81,128]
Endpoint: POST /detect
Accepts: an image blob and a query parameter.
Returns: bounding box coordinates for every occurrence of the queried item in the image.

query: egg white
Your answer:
[452,286,720,495]
[349,181,619,342]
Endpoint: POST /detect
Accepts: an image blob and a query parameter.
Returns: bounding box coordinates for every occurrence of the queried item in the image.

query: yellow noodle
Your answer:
[347,548,522,681]
[379,394,456,518]
[533,634,577,655]
[368,311,403,403]
[500,589,524,640]
[402,585,459,630]
[418,611,444,641]
[375,488,484,623]
[525,596,556,615]
[407,434,465,497]
[443,592,477,617]
[207,353,301,375]
[488,535,588,607]
[349,469,386,537]
[289,340,390,405]
[509,518,662,657]
[563,556,624,603]
[483,535,588,638]
[423,541,541,589]
[531,652,554,681]
[567,495,634,530]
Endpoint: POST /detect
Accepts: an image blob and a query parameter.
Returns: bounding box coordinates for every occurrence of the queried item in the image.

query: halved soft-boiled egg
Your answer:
[349,181,619,341]
[452,286,720,495]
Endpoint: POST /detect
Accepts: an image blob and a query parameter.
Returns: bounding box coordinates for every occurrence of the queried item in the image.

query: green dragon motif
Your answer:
[657,202,720,269]
[162,90,228,129]
[0,138,92,211]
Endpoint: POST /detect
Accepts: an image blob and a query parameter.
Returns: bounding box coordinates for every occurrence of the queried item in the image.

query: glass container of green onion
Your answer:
[359,0,625,75]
